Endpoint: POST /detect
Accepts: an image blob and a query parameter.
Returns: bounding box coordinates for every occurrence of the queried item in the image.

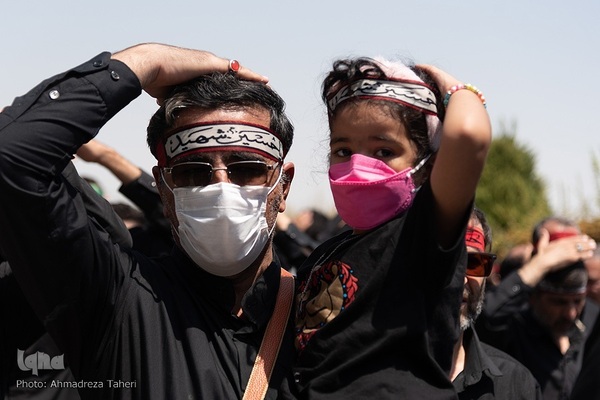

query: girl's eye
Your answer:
[333,148,352,158]
[375,149,394,158]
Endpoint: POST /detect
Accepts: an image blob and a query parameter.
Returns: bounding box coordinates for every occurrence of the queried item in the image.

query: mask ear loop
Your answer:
[267,160,284,195]
[407,153,432,193]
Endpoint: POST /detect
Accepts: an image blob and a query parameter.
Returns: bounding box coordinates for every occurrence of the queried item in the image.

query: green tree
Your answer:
[475,122,551,257]
[577,149,600,241]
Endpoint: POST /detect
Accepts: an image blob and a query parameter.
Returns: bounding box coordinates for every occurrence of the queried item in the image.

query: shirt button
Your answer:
[93,60,103,67]
[49,90,60,100]
[511,284,521,293]
[110,70,120,80]
[151,181,157,187]
[293,372,301,383]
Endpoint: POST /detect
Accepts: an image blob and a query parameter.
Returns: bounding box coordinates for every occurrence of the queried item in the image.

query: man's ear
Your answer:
[151,165,161,181]
[151,166,164,195]
[152,165,172,220]
[279,162,295,213]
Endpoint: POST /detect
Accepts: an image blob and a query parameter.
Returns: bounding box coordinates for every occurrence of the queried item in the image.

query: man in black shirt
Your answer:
[570,307,600,399]
[0,43,296,399]
[476,217,596,400]
[450,208,541,399]
[0,161,132,400]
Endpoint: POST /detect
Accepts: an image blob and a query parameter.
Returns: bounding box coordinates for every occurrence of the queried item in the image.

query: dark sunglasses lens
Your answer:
[229,162,269,186]
[171,164,212,187]
[467,253,495,277]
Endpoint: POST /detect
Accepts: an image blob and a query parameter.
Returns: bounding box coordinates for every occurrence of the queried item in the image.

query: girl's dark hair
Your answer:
[321,57,445,161]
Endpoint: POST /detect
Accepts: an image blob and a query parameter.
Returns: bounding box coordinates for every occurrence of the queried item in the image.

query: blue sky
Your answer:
[2,1,599,218]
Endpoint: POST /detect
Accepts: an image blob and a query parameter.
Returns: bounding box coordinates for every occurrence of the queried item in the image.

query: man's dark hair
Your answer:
[537,262,588,294]
[147,73,293,160]
[472,206,492,252]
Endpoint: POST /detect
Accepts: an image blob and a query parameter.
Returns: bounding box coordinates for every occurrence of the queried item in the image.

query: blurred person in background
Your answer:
[77,139,173,258]
[450,208,541,399]
[476,216,596,400]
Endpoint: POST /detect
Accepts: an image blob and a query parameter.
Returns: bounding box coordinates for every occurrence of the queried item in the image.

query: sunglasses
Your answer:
[466,252,497,277]
[161,160,280,188]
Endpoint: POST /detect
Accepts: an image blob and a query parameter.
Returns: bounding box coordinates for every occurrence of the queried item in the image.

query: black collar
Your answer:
[172,246,281,331]
[459,327,503,388]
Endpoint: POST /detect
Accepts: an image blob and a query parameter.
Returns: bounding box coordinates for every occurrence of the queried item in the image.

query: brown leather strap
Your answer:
[242,268,294,400]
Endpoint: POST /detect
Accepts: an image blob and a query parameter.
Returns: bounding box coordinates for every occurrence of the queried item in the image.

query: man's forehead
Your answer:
[542,291,587,301]
[467,220,483,234]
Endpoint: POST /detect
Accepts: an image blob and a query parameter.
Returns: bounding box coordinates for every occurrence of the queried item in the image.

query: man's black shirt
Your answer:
[0,52,294,399]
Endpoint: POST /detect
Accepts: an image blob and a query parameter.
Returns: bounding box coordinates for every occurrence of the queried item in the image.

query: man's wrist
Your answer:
[517,258,547,287]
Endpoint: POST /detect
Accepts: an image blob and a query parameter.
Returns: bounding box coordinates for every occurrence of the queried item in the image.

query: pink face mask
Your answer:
[329,154,428,230]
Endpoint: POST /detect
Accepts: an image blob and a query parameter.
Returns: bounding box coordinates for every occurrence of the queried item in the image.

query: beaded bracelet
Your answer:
[443,83,487,108]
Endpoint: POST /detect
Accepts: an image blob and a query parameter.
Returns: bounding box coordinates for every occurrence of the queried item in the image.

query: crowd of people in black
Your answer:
[0,42,598,400]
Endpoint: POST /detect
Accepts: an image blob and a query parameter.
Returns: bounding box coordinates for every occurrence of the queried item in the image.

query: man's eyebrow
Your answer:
[176,153,215,163]
[225,151,268,162]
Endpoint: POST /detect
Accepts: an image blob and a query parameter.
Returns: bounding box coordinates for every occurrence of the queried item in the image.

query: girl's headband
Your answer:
[327,79,438,115]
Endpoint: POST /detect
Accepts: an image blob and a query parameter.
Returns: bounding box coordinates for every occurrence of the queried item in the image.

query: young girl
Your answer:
[292,57,491,399]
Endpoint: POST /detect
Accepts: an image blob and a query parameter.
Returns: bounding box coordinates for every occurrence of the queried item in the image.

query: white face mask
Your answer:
[171,175,280,277]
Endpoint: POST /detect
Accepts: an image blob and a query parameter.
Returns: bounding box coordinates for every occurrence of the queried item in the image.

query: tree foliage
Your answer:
[475,122,551,257]
[578,149,600,241]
